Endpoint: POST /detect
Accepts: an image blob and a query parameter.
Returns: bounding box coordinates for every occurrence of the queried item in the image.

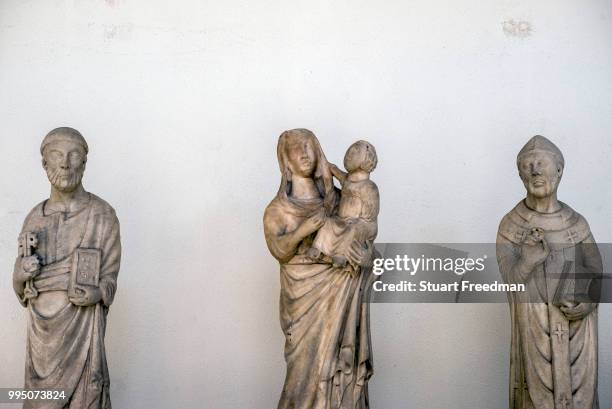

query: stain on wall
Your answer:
[502,19,532,38]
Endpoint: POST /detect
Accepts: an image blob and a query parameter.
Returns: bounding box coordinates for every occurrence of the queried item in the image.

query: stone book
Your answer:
[69,248,101,297]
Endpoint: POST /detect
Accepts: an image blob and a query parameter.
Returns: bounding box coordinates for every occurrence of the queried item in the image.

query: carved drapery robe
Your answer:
[14,194,121,409]
[497,201,601,409]
[264,193,376,409]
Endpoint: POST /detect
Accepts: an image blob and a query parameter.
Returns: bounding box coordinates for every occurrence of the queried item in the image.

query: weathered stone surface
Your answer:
[264,129,379,409]
[496,135,601,409]
[12,127,121,409]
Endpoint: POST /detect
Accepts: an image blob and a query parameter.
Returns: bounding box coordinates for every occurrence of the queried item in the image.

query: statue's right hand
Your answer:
[15,256,40,283]
[519,235,549,270]
[300,208,326,236]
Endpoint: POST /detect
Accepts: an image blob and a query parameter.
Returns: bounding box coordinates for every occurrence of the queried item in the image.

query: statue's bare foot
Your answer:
[306,247,322,260]
[332,255,347,268]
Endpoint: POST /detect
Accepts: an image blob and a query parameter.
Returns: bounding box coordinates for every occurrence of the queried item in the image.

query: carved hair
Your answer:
[41,127,89,155]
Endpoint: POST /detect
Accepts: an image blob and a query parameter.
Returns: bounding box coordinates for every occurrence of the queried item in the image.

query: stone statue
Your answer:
[307,140,379,272]
[12,128,121,409]
[496,136,602,409]
[264,129,378,409]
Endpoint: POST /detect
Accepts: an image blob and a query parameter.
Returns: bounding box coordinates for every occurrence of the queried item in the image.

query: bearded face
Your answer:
[42,140,87,192]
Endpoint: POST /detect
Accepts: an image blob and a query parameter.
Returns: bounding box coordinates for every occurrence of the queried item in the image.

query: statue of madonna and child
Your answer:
[264,128,380,409]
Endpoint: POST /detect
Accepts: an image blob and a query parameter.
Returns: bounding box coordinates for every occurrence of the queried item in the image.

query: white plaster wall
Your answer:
[1,1,611,408]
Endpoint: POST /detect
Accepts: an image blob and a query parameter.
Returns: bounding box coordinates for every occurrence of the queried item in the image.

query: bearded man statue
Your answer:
[12,127,121,409]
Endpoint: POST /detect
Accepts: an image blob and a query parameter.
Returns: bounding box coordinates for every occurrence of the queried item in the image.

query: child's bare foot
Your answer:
[306,247,322,259]
[332,255,347,268]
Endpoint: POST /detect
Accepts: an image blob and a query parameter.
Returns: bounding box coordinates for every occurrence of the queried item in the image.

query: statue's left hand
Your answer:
[347,240,373,270]
[69,286,102,306]
[560,302,596,320]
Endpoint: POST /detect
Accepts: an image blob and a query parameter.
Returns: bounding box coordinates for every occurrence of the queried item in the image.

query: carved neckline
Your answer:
[520,199,567,217]
[42,193,92,218]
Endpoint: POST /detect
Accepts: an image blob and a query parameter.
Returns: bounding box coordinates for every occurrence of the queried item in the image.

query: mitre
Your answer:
[516,135,564,168]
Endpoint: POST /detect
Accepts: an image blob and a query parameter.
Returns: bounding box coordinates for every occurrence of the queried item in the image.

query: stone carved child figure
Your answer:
[307,140,379,270]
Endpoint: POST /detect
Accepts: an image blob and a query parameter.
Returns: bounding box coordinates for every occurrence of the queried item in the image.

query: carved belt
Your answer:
[32,256,73,293]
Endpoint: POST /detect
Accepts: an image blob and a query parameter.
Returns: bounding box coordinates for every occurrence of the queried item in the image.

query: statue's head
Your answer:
[344,140,377,173]
[275,128,335,200]
[281,129,319,179]
[517,135,564,199]
[41,127,88,193]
